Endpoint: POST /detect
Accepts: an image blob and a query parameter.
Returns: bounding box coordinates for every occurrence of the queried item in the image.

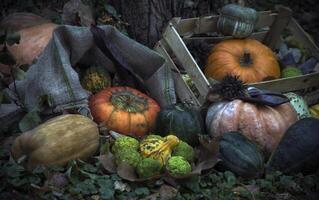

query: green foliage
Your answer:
[0,152,319,200]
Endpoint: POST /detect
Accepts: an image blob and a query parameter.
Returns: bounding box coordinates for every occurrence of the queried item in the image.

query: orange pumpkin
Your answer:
[89,87,160,136]
[205,39,280,83]
[206,100,298,155]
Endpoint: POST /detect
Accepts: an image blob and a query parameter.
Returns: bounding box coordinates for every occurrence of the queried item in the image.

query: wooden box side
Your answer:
[158,7,319,106]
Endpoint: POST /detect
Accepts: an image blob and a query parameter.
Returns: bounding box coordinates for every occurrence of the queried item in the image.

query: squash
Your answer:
[217,131,264,178]
[11,114,99,170]
[89,86,160,137]
[217,4,258,38]
[267,118,319,174]
[6,22,57,65]
[205,39,280,83]
[155,104,204,146]
[206,100,298,155]
[81,65,111,94]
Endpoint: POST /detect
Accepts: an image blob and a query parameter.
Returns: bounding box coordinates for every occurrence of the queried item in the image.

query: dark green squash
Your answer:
[266,117,319,174]
[217,4,258,38]
[155,104,204,146]
[217,131,264,178]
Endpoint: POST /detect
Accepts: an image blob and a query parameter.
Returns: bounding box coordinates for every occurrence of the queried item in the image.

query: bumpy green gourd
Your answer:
[281,66,303,78]
[81,66,111,94]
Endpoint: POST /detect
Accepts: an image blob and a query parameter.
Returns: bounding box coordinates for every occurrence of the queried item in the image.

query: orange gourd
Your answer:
[89,87,160,137]
[205,39,280,83]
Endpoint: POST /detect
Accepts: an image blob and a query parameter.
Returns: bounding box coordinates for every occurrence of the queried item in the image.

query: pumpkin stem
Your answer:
[240,50,253,66]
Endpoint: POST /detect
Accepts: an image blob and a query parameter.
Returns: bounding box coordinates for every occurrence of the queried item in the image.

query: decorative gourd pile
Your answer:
[111,134,195,179]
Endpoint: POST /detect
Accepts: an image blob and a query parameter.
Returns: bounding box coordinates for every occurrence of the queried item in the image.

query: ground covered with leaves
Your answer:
[0,141,318,200]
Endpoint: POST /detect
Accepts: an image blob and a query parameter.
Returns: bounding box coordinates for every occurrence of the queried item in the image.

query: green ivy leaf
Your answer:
[69,179,97,195]
[180,176,201,193]
[134,187,150,196]
[11,66,26,81]
[99,185,115,199]
[5,31,21,46]
[19,110,42,132]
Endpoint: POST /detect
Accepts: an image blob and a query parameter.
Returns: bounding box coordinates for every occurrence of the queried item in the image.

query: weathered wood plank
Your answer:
[163,23,210,103]
[154,40,201,107]
[263,6,292,49]
[249,73,319,93]
[183,31,268,43]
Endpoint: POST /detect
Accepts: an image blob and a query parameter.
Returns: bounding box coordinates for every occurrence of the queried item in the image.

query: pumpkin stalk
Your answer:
[240,50,253,66]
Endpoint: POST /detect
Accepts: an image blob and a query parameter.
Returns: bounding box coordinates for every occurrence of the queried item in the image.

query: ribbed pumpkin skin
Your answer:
[205,39,280,83]
[206,100,298,154]
[267,118,319,174]
[218,132,264,178]
[11,114,99,170]
[89,87,160,137]
[217,4,258,38]
[155,104,203,146]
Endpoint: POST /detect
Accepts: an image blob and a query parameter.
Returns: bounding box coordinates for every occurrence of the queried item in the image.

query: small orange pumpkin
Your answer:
[205,39,280,83]
[89,87,160,136]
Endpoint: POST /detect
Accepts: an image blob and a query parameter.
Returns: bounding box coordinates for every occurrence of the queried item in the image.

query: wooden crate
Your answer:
[154,6,319,108]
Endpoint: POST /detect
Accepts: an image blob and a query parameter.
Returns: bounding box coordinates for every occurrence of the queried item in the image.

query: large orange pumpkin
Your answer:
[205,39,280,83]
[206,100,298,155]
[89,87,160,136]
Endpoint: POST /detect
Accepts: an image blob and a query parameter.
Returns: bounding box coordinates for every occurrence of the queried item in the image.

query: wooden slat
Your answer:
[263,6,292,49]
[287,18,319,59]
[255,12,276,30]
[154,40,201,107]
[163,23,210,104]
[183,31,268,43]
[248,73,319,93]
